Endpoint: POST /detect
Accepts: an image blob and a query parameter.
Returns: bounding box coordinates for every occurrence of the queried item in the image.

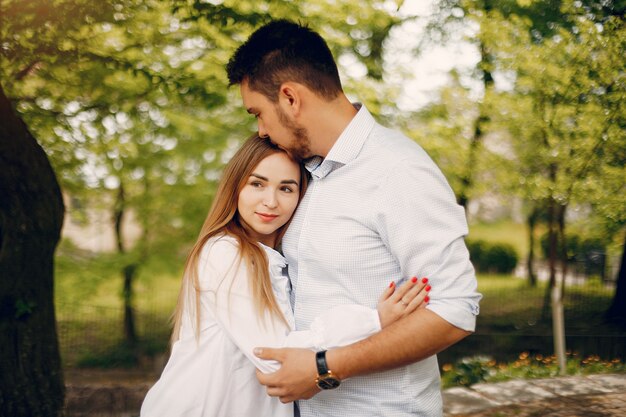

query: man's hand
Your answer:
[254,347,320,403]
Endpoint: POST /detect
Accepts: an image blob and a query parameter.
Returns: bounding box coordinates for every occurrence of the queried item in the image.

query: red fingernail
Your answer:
[411,277,418,283]
[425,285,431,291]
[422,277,428,284]
[389,281,395,288]
[425,296,430,303]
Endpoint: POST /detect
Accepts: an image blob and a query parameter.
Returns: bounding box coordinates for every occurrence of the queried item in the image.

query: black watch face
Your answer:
[317,377,341,390]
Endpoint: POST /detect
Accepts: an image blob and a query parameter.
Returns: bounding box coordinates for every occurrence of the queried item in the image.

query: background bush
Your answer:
[467,240,519,274]
[539,232,607,278]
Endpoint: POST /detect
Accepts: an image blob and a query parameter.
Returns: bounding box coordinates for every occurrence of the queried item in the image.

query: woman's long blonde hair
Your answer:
[171,134,308,344]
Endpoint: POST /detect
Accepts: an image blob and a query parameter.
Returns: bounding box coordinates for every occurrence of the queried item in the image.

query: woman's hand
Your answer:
[377,277,430,328]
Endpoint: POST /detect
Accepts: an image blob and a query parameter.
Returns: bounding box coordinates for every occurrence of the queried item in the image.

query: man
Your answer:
[226,19,481,417]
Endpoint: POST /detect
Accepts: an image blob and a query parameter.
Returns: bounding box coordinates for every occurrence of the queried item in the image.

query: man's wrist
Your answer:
[325,348,348,381]
[315,350,341,390]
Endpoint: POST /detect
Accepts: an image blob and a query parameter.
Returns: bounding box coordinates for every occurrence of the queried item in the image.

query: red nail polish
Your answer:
[389,281,395,288]
[425,285,431,291]
[411,277,418,283]
[425,296,430,303]
[422,277,428,284]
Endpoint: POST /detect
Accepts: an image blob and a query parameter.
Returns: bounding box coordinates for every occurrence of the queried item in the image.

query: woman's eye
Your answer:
[251,181,263,187]
[281,186,294,193]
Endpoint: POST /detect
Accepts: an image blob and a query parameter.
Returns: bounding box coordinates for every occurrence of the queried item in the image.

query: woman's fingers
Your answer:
[396,277,429,311]
[392,277,423,302]
[377,277,431,328]
[378,281,396,303]
[404,282,431,314]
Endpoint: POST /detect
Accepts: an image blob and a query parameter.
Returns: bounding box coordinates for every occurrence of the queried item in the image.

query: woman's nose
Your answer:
[263,191,277,208]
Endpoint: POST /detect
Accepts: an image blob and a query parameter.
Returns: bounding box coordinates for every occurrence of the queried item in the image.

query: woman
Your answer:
[140,135,429,417]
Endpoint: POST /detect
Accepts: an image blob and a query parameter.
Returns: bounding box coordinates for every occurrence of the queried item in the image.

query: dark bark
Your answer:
[0,84,65,416]
[113,183,138,346]
[526,207,538,287]
[541,193,559,320]
[457,41,494,209]
[558,204,568,296]
[606,230,626,325]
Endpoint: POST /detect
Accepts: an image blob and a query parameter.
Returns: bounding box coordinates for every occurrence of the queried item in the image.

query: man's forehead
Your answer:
[240,82,269,108]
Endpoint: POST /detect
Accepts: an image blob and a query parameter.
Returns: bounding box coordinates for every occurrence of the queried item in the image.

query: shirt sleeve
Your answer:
[373,149,481,331]
[198,238,382,374]
[282,304,381,351]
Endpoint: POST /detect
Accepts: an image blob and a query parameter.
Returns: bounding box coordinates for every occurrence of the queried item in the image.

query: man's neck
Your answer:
[305,94,358,158]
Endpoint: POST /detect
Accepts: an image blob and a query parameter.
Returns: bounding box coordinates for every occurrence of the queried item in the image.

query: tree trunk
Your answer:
[113,183,138,346]
[526,206,538,287]
[541,196,558,319]
[0,84,65,416]
[558,204,568,296]
[123,263,138,346]
[606,230,626,325]
[457,40,493,209]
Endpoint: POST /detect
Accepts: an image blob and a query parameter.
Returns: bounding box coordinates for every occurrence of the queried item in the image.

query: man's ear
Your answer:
[278,82,302,116]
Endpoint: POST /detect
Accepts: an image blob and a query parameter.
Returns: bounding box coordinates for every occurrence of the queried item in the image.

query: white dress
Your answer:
[140,235,382,417]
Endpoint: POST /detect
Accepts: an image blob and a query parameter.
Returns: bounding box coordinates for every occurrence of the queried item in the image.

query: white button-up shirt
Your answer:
[283,105,481,417]
[140,235,383,417]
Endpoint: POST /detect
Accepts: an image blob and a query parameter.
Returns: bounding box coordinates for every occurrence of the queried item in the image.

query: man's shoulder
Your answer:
[365,123,431,164]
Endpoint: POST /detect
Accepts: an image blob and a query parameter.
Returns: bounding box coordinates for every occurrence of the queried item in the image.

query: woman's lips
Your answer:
[256,212,279,222]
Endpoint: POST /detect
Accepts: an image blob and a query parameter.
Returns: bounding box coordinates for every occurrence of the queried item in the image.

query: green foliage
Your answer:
[441,351,626,388]
[483,4,625,231]
[539,230,607,276]
[443,355,492,387]
[468,239,519,274]
[2,0,413,348]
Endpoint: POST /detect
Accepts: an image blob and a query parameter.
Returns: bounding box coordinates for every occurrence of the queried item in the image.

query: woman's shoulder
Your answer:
[199,234,241,262]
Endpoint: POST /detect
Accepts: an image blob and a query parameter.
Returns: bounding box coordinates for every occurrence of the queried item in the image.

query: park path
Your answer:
[443,373,626,417]
[64,370,626,416]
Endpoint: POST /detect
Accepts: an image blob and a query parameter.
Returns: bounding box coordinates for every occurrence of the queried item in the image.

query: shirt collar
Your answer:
[258,242,287,268]
[305,103,375,179]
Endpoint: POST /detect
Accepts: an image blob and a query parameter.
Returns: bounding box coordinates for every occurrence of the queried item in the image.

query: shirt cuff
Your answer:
[426,301,478,332]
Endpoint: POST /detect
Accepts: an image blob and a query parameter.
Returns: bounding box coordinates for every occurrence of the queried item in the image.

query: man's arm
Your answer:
[255,147,480,402]
[255,308,470,403]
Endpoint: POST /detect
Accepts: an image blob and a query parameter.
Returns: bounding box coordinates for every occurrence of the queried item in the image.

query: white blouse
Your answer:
[140,235,381,417]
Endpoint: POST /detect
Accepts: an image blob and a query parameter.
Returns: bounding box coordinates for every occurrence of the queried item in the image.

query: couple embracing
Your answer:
[141,19,481,417]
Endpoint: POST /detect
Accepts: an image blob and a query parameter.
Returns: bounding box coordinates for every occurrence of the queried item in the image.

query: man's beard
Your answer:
[276,105,311,161]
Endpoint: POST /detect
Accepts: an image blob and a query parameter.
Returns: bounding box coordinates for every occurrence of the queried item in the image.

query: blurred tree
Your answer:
[1,0,408,358]
[0,84,65,415]
[428,0,624,286]
[482,3,625,312]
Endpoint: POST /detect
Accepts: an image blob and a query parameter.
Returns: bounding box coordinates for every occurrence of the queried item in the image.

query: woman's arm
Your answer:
[282,277,430,350]
[199,238,429,374]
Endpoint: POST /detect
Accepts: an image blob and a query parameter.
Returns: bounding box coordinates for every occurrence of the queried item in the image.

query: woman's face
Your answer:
[237,152,301,247]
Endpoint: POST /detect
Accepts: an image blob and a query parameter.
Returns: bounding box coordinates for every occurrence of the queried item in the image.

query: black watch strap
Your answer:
[315,350,330,375]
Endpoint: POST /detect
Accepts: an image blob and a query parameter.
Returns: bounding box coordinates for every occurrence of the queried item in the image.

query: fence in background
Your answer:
[56,303,171,368]
[56,274,625,369]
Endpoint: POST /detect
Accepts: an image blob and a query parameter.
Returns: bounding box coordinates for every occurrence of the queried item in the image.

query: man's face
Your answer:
[240,80,312,160]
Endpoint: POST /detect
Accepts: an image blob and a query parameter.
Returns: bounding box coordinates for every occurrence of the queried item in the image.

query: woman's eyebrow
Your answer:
[250,173,268,181]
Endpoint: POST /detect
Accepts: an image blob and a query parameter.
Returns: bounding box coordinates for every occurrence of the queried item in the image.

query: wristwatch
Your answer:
[315,350,341,390]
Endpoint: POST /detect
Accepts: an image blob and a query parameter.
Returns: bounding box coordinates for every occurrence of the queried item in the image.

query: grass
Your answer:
[55,241,183,367]
[469,220,529,258]
[54,220,624,372]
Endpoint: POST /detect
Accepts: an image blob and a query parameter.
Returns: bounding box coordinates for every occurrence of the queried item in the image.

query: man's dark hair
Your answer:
[226,19,343,102]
